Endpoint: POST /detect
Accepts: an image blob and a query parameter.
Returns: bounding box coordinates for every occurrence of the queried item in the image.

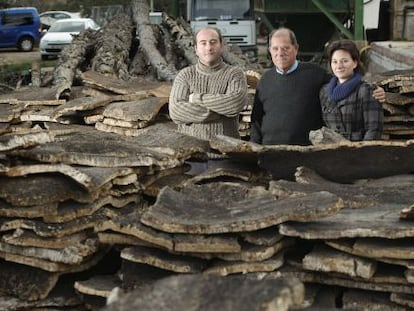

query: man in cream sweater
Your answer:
[169,27,247,173]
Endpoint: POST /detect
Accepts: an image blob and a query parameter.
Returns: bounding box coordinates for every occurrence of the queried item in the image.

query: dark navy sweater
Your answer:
[250,62,330,145]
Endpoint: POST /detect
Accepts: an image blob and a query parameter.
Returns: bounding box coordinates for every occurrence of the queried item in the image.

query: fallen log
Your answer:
[50,0,263,97]
[131,0,178,81]
[91,14,134,80]
[53,29,99,100]
[162,14,197,66]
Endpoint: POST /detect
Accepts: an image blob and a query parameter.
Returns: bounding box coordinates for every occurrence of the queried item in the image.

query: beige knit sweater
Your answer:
[169,58,247,143]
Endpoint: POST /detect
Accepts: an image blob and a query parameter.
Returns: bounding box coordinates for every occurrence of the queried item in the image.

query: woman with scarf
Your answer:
[319,40,383,141]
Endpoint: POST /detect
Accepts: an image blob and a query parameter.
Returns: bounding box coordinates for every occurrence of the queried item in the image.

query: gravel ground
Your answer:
[0,48,41,66]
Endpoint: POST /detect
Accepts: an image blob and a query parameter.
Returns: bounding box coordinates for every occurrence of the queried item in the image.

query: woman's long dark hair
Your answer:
[327,39,365,75]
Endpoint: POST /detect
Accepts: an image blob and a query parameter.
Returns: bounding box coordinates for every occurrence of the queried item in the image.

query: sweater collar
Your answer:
[196,58,225,74]
[275,60,299,75]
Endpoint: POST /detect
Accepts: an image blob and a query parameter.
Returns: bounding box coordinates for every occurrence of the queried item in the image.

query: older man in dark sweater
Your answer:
[250,28,384,146]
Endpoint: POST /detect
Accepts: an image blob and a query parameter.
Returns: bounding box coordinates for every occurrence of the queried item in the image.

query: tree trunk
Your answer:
[131,0,177,81]
[51,0,263,95]
[91,14,134,80]
[53,29,98,99]
[162,15,197,66]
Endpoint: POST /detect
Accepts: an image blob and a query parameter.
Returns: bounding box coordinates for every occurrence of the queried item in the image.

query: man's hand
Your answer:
[373,85,386,103]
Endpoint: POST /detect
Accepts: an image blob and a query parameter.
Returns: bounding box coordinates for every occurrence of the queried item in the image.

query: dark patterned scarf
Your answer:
[327,72,362,102]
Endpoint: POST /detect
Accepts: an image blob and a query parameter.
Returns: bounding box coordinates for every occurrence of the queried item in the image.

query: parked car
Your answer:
[39,18,100,60]
[39,10,80,30]
[0,7,41,52]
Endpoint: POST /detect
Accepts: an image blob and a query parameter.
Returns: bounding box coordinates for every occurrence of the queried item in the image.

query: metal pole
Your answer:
[311,0,354,39]
[171,0,180,17]
[354,0,364,40]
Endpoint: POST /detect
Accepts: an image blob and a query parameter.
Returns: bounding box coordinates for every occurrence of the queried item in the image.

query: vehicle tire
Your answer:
[41,55,49,60]
[18,37,34,52]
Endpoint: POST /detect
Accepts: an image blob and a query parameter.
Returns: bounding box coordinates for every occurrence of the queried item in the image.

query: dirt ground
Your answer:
[0,48,42,66]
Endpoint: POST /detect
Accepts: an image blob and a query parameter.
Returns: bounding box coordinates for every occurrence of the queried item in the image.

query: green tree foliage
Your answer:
[61,0,132,14]
[1,0,44,10]
[1,0,131,13]
[0,0,10,8]
[1,0,180,14]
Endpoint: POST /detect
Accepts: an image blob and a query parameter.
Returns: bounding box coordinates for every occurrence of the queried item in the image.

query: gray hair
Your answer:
[268,27,298,46]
